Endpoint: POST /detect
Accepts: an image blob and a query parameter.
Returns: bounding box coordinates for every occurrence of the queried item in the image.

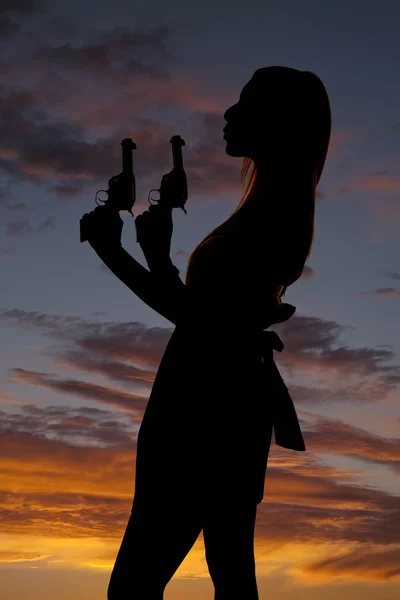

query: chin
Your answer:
[224,140,244,157]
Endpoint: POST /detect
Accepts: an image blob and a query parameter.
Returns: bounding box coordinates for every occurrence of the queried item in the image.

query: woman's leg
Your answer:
[107,494,203,600]
[203,501,259,600]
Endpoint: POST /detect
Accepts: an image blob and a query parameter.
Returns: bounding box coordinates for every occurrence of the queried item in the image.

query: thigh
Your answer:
[203,502,259,599]
[203,501,258,568]
[108,495,203,598]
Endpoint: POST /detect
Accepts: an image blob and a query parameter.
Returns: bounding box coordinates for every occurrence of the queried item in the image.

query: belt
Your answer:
[258,329,284,361]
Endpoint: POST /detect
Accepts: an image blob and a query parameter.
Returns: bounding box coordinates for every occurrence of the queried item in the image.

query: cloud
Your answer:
[4,216,33,237]
[0,402,137,446]
[353,173,400,192]
[175,248,190,259]
[1,308,399,408]
[0,550,51,563]
[5,364,400,474]
[9,367,148,417]
[1,398,400,580]
[289,377,396,405]
[0,14,316,239]
[0,428,135,538]
[0,309,172,369]
[34,25,176,72]
[1,0,48,16]
[47,348,156,388]
[49,184,85,198]
[301,265,315,279]
[327,130,355,156]
[0,20,228,196]
[2,310,400,479]
[36,215,55,232]
[380,270,400,281]
[303,414,400,473]
[274,314,400,381]
[298,544,400,581]
[0,13,358,248]
[359,287,400,300]
[0,186,31,215]
[1,418,400,547]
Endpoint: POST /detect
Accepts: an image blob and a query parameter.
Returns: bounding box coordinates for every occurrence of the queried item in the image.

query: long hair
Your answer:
[185,67,331,297]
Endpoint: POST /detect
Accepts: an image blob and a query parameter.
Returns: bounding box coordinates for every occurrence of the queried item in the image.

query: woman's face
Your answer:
[223,79,262,158]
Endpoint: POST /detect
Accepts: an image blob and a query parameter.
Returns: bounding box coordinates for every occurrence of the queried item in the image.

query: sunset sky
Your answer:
[1,1,400,599]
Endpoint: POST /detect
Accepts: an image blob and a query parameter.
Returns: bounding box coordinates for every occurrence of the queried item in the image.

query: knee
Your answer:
[206,556,258,599]
[107,580,125,600]
[107,582,118,600]
[206,546,256,582]
[108,578,163,600]
[107,584,116,600]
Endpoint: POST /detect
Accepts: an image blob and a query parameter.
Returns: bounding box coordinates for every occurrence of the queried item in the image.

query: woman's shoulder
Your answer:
[196,234,250,267]
[198,235,225,251]
[191,235,227,262]
[186,235,242,286]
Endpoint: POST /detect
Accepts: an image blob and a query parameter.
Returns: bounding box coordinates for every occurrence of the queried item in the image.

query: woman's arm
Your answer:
[91,236,295,331]
[91,243,187,326]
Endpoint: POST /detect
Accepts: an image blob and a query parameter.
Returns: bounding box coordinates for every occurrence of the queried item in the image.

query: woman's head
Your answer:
[186,66,332,296]
[224,66,331,187]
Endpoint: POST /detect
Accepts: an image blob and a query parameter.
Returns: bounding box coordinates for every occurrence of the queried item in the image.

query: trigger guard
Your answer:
[148,188,160,205]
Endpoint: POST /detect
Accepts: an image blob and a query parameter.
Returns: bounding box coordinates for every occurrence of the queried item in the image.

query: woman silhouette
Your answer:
[85,66,331,599]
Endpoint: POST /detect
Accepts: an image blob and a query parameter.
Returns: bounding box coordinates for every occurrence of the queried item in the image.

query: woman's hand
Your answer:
[81,206,123,251]
[159,169,184,206]
[135,204,173,270]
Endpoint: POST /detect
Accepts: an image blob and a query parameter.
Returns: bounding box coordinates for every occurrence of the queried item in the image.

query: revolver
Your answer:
[148,135,188,213]
[80,135,188,243]
[80,138,137,243]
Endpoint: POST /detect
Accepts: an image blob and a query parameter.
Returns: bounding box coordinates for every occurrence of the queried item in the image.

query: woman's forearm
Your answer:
[90,243,187,326]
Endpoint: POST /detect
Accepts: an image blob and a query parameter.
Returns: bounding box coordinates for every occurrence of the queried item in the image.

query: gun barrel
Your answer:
[121,138,136,174]
[170,135,185,170]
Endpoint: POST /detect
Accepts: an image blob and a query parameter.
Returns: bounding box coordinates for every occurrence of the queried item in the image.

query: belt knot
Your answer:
[259,330,284,362]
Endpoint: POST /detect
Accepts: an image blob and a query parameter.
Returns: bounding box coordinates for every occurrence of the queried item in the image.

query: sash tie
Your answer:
[256,329,306,452]
[259,329,285,360]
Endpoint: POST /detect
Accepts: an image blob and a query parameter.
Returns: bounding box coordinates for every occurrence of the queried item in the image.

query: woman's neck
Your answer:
[253,166,299,196]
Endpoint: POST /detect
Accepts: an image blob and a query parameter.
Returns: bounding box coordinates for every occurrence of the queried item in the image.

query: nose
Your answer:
[223,104,236,122]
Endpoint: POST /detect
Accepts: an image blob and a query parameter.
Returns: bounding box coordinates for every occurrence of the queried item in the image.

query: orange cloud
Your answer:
[297,544,400,581]
[1,402,400,583]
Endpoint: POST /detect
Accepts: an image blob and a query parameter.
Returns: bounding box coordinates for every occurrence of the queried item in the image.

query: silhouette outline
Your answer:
[87,65,331,599]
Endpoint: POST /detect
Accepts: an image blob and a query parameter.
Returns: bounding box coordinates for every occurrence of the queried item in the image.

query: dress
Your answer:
[133,235,305,507]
